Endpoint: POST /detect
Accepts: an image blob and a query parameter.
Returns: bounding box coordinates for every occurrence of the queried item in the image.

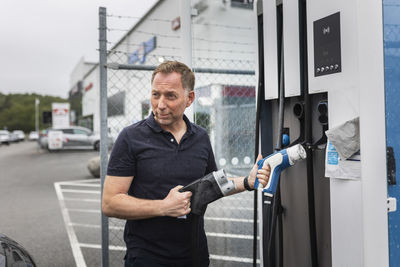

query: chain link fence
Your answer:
[191,59,257,267]
[106,51,184,267]
[98,3,258,266]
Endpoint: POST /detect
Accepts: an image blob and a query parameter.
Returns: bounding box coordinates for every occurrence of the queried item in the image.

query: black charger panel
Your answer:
[313,12,342,77]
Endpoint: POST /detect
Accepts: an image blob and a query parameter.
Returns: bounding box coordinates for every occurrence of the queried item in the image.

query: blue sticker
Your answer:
[327,151,339,165]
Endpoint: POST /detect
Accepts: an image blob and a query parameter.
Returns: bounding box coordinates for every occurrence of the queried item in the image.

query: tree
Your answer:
[0,93,67,132]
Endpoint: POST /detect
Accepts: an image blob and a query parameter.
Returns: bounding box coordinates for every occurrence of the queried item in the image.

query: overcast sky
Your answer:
[0,0,157,98]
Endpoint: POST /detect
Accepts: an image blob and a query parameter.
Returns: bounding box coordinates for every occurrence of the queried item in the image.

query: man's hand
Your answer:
[248,154,271,189]
[161,185,192,217]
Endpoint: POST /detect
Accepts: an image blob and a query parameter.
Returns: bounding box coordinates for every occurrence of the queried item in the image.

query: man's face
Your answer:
[151,72,194,129]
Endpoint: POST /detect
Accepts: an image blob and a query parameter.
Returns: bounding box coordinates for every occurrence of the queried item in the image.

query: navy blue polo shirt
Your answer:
[107,114,217,266]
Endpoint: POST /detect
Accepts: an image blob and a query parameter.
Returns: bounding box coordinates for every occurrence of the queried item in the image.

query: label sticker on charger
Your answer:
[325,139,361,180]
[327,142,339,165]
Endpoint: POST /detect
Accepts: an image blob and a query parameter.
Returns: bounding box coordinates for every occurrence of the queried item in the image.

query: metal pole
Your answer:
[106,62,255,75]
[180,0,192,68]
[99,6,109,267]
[35,98,39,150]
[180,0,194,121]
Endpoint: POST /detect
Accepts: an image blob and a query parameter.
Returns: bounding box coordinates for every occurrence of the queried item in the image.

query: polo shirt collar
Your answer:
[146,113,196,134]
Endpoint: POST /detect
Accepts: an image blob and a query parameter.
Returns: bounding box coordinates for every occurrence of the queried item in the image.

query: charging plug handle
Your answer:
[179,170,235,215]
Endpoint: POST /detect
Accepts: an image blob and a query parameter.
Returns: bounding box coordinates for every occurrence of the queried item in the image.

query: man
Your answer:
[102,61,270,267]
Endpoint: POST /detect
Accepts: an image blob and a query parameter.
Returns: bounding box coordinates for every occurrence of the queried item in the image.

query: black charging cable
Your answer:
[300,0,319,265]
[267,5,285,267]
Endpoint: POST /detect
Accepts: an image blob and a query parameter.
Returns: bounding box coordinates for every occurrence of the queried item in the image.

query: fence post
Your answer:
[99,6,109,267]
[180,0,194,122]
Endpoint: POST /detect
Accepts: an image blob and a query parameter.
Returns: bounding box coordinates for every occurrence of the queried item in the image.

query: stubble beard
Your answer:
[154,112,176,127]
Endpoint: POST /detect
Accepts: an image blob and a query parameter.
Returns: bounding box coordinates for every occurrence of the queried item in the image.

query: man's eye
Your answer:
[152,92,159,97]
[167,94,176,99]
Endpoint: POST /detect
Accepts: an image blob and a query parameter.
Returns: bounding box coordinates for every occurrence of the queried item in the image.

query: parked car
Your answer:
[12,130,25,141]
[8,132,19,143]
[28,131,39,141]
[0,233,36,267]
[0,131,10,145]
[39,126,113,151]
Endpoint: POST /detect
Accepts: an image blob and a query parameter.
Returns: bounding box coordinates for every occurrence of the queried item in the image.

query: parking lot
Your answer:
[1,141,258,266]
[55,178,257,267]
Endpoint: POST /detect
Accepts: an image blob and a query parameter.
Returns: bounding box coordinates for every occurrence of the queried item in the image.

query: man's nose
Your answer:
[158,96,167,109]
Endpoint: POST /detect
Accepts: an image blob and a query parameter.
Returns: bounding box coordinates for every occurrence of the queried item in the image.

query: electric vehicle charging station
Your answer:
[255,0,399,266]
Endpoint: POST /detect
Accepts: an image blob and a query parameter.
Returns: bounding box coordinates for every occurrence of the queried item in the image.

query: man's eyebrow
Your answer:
[152,89,178,93]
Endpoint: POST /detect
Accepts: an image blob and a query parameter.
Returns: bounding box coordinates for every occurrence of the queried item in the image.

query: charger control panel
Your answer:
[313,12,342,77]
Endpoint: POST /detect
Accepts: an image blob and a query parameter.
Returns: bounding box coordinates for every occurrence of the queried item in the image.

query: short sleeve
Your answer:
[205,135,218,174]
[107,129,136,176]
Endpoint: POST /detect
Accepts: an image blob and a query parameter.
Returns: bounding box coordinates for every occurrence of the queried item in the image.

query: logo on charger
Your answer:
[323,26,330,35]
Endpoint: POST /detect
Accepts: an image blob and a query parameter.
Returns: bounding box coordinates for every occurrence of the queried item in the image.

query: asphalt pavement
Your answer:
[0,141,98,267]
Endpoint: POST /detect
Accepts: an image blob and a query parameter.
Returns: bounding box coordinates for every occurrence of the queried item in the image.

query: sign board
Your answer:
[52,103,70,129]
[48,130,63,150]
[128,36,157,64]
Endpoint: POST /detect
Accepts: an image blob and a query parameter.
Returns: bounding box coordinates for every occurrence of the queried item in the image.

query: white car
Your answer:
[39,126,113,151]
[12,130,25,141]
[0,130,11,145]
[28,131,39,141]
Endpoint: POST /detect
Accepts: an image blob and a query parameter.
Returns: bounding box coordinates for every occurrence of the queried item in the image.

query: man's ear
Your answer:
[186,90,195,107]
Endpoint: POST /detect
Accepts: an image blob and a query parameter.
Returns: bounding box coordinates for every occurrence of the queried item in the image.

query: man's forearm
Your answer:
[102,193,165,220]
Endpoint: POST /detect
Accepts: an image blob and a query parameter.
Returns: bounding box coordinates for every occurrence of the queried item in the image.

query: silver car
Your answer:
[0,130,10,145]
[39,126,112,150]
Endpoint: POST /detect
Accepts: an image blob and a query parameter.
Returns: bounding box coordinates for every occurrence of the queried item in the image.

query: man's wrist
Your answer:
[243,176,254,191]
[157,199,167,217]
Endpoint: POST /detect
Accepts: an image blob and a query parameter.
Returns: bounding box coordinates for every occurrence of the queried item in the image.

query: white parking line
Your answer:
[204,216,253,223]
[61,183,101,188]
[79,243,125,251]
[64,198,100,203]
[61,189,101,194]
[69,208,100,213]
[57,179,100,185]
[208,206,253,211]
[54,182,87,267]
[206,232,256,240]
[69,222,124,231]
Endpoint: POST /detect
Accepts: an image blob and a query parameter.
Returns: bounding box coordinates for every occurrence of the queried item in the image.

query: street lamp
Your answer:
[35,98,40,148]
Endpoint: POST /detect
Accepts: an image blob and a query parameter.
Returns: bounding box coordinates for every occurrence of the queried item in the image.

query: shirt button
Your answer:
[170,138,174,142]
